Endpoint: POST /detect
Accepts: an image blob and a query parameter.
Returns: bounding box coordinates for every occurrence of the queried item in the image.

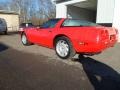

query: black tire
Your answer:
[4,30,7,35]
[21,33,32,46]
[55,36,76,59]
[78,54,85,59]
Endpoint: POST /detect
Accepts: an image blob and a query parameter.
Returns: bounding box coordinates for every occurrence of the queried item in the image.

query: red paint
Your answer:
[21,18,117,55]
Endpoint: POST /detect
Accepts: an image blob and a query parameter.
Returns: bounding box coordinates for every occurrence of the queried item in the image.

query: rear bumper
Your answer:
[75,39,117,54]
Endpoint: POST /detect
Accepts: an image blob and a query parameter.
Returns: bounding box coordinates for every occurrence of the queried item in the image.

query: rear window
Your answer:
[62,19,98,27]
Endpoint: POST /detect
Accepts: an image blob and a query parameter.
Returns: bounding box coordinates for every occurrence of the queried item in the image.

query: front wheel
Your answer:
[4,28,8,35]
[21,33,32,46]
[55,36,76,59]
[4,31,7,35]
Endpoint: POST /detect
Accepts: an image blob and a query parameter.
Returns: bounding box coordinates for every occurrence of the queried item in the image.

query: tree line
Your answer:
[0,0,56,25]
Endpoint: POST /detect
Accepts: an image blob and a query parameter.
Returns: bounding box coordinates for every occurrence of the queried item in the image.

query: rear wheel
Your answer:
[4,28,7,35]
[21,33,32,46]
[4,31,7,35]
[55,36,75,59]
[78,54,85,59]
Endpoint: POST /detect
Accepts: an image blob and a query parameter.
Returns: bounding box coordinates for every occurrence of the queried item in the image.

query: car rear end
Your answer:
[84,27,118,54]
[97,27,118,48]
[61,19,117,54]
[73,26,118,55]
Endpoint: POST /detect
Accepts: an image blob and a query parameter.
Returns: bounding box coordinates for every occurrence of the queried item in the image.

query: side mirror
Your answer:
[40,25,49,28]
[36,26,41,30]
[36,26,40,29]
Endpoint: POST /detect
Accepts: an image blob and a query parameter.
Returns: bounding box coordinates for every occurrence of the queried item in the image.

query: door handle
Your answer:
[49,30,52,32]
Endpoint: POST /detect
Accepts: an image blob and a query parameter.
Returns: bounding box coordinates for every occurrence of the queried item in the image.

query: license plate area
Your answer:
[110,35,115,41]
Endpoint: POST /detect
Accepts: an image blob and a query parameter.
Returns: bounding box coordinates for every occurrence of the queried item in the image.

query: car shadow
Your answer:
[72,56,120,90]
[0,43,9,52]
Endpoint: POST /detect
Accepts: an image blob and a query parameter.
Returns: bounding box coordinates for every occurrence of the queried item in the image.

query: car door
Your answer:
[29,19,60,48]
[36,27,54,48]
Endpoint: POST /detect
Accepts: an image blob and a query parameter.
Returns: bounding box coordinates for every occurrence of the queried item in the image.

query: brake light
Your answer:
[115,29,118,34]
[101,30,109,40]
[115,29,119,41]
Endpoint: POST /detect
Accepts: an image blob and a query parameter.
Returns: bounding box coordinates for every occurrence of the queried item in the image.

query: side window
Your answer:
[62,20,81,26]
[41,21,50,28]
[41,19,60,28]
[62,19,98,27]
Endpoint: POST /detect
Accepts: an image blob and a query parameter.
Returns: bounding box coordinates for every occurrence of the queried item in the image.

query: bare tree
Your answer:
[6,0,56,24]
[36,0,55,25]
[0,2,11,10]
[10,0,32,23]
[38,0,55,18]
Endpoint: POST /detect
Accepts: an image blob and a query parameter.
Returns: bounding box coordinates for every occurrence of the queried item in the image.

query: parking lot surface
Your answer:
[0,33,120,90]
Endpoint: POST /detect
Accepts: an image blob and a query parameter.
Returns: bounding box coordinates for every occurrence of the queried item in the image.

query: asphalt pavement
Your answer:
[0,33,120,90]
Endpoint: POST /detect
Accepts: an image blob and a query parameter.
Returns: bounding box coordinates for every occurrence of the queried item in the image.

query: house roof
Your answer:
[0,10,19,15]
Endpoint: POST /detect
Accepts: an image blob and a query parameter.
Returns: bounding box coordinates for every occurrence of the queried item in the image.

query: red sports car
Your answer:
[20,18,118,59]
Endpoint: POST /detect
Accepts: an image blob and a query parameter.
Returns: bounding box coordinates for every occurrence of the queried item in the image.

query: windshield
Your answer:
[62,19,98,27]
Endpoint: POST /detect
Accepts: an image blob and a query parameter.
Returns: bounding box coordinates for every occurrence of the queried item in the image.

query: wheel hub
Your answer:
[22,35,27,44]
[56,40,69,57]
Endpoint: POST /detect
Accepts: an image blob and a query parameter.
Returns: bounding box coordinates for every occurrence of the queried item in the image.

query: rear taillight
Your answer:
[115,29,118,34]
[115,29,119,41]
[101,30,109,40]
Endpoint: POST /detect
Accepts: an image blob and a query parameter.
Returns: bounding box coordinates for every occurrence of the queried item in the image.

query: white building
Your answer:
[55,0,120,41]
[0,10,19,32]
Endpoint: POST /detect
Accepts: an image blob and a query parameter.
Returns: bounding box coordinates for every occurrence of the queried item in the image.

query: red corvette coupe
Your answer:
[21,18,118,59]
